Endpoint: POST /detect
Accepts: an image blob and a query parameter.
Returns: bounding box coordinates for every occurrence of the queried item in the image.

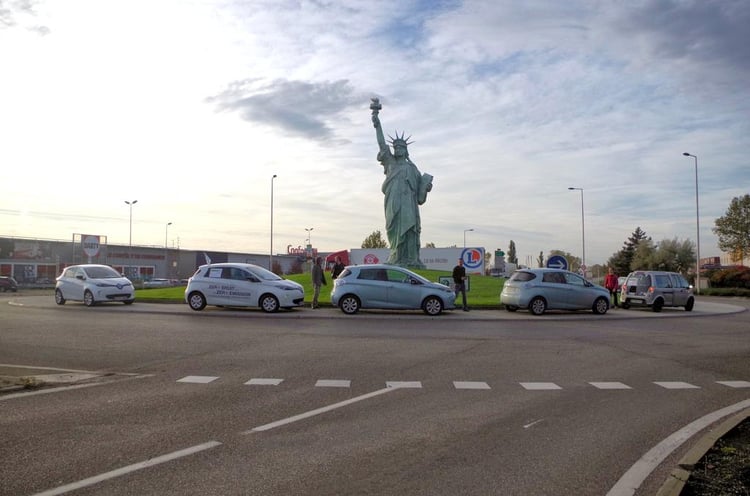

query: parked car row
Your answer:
[48,264,696,316]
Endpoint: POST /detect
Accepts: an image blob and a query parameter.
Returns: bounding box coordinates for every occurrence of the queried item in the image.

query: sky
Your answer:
[1,0,748,267]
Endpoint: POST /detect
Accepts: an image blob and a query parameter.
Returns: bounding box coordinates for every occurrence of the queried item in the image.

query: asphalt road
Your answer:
[1,294,748,496]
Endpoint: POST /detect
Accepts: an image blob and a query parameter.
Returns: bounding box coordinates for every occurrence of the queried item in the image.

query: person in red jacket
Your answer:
[604,267,619,308]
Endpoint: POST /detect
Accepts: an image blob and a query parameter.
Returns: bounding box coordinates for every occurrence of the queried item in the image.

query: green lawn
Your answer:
[136,270,507,308]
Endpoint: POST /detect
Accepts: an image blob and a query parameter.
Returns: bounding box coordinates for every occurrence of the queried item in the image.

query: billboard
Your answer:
[349,247,485,274]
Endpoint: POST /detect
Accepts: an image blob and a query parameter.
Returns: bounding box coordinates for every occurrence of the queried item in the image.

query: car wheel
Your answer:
[55,289,66,305]
[529,296,546,316]
[422,296,443,316]
[685,298,695,312]
[340,295,360,314]
[187,291,207,311]
[621,301,630,309]
[505,305,519,312]
[83,290,95,307]
[652,299,663,312]
[260,294,280,313]
[592,297,609,315]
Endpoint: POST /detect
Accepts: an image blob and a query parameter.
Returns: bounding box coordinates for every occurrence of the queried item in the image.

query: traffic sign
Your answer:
[546,255,568,270]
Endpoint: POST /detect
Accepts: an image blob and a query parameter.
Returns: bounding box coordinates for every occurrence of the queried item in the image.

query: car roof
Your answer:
[516,268,575,274]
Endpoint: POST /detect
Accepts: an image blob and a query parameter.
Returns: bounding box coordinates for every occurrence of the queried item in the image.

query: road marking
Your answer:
[30,441,222,496]
[244,378,284,386]
[520,382,562,390]
[454,381,491,390]
[590,382,632,390]
[523,419,545,429]
[177,376,218,384]
[606,398,750,496]
[717,380,750,388]
[246,387,399,433]
[654,381,700,389]
[315,379,351,388]
[386,381,422,388]
[0,375,152,401]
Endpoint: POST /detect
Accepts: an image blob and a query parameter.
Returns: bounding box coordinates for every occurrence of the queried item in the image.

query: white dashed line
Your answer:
[386,381,423,389]
[717,380,750,388]
[315,379,351,388]
[520,382,562,390]
[453,381,491,390]
[177,376,219,384]
[654,381,700,389]
[589,382,632,390]
[244,378,284,386]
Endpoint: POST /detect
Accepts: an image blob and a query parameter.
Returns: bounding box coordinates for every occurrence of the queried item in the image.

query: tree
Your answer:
[425,242,436,248]
[537,251,544,268]
[508,240,518,265]
[607,227,650,275]
[361,230,388,249]
[630,238,694,273]
[713,194,750,264]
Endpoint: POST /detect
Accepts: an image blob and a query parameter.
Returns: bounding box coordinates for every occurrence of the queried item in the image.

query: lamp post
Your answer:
[305,227,314,246]
[463,228,474,248]
[124,200,138,277]
[270,174,277,271]
[567,187,585,275]
[305,227,314,272]
[165,222,172,278]
[683,152,700,294]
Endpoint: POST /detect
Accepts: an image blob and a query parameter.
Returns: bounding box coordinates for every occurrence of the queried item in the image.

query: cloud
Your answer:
[0,0,48,34]
[207,78,362,143]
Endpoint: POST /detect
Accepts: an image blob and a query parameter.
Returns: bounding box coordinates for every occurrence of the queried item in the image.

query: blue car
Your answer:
[500,268,610,316]
[331,264,456,315]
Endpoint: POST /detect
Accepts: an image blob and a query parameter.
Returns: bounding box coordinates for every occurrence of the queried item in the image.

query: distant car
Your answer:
[500,268,610,316]
[620,270,695,312]
[0,276,18,292]
[330,264,456,315]
[55,264,135,306]
[185,263,304,313]
[143,278,172,288]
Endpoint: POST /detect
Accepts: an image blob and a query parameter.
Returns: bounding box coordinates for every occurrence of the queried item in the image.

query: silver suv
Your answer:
[620,270,695,312]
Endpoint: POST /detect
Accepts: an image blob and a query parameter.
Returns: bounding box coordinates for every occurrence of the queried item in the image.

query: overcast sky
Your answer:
[1,0,748,266]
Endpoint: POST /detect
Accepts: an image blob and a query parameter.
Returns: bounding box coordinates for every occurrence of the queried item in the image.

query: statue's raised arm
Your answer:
[370,98,388,154]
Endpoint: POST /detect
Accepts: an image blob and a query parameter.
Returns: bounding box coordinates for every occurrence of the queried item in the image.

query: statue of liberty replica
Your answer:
[371,98,433,269]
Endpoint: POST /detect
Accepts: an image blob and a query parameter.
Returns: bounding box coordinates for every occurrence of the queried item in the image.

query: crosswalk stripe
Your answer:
[176,376,219,384]
[315,380,351,388]
[717,380,750,388]
[386,381,422,389]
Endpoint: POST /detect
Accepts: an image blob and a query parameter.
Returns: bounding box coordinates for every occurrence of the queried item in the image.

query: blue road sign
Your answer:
[546,255,568,270]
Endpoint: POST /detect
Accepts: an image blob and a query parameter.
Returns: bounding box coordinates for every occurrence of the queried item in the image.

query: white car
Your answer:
[185,263,304,313]
[55,264,135,306]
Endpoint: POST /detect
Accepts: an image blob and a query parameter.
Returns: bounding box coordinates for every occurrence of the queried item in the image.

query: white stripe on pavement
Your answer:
[454,381,491,390]
[30,441,222,496]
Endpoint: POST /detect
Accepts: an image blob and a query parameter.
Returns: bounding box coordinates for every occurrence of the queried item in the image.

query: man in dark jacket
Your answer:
[452,259,468,311]
[311,257,326,309]
[331,256,346,279]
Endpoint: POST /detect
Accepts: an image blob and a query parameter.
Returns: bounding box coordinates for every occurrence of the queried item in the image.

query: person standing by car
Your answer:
[311,257,326,309]
[452,259,468,311]
[331,256,346,280]
[604,267,619,308]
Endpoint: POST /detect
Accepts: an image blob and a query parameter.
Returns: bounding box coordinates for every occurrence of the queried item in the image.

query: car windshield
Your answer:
[248,266,282,281]
[83,266,121,279]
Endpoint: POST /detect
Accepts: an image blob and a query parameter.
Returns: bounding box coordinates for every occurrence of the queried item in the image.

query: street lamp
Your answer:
[270,174,277,271]
[124,200,138,277]
[683,152,700,294]
[567,187,585,275]
[305,227,314,246]
[165,222,172,278]
[463,228,474,248]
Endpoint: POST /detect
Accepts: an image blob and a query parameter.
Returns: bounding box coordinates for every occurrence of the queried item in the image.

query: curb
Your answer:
[656,408,750,496]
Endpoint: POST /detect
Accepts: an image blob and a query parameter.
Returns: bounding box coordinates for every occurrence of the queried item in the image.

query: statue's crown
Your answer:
[388,130,413,148]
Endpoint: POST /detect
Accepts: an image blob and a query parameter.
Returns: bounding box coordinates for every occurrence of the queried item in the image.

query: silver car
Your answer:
[620,270,695,312]
[500,268,610,316]
[330,264,456,315]
[185,263,304,313]
[55,264,135,306]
